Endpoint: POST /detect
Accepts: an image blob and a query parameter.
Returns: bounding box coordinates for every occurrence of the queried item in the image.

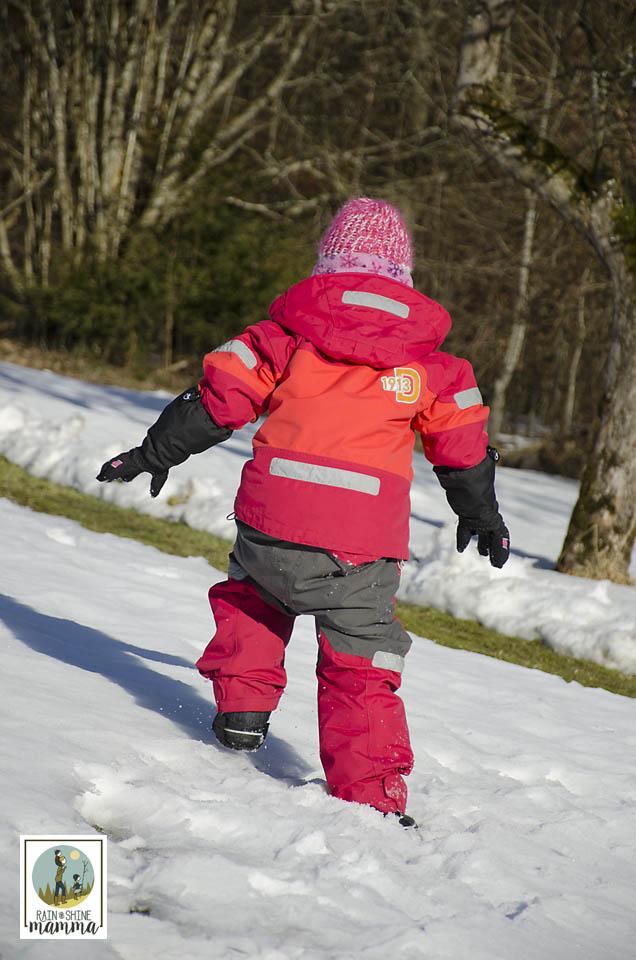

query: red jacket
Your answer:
[200,273,488,559]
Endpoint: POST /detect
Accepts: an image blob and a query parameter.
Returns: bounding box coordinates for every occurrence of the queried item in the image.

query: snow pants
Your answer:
[196,521,414,814]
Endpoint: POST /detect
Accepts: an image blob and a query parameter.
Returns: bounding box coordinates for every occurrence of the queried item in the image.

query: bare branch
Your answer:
[0,169,53,221]
[143,1,322,228]
[225,196,286,221]
[453,0,600,237]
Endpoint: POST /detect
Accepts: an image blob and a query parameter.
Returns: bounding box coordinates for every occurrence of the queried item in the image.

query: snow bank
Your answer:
[399,528,636,674]
[0,398,242,541]
[2,499,636,959]
[1,361,635,676]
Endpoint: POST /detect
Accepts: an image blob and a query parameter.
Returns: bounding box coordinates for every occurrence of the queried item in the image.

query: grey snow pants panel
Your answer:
[231,520,412,669]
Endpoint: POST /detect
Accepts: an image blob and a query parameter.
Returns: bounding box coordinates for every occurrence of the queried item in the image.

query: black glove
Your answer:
[434,447,510,568]
[96,449,169,498]
[456,515,510,568]
[97,385,232,498]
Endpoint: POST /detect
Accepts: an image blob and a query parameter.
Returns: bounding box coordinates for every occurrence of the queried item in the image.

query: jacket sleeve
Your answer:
[412,356,489,469]
[199,320,298,429]
[413,355,505,527]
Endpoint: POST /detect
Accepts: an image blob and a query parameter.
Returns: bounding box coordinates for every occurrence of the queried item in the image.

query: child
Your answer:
[98,198,509,826]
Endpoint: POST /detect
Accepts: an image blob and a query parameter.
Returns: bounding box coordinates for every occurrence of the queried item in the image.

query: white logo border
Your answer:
[19,834,107,941]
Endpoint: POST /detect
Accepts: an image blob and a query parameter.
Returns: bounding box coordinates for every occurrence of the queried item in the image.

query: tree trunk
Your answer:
[488,16,559,440]
[556,247,636,582]
[454,0,636,582]
[488,188,537,439]
[561,270,589,437]
[163,254,175,369]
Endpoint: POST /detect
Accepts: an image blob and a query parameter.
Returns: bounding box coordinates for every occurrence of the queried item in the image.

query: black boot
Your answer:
[212,711,271,751]
[386,810,419,829]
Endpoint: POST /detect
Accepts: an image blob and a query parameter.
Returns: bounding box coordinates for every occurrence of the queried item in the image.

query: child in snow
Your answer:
[71,873,82,898]
[98,198,509,826]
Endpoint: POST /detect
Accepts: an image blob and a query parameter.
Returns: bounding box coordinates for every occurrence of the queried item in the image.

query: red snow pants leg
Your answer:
[198,522,414,815]
[196,578,295,713]
[316,632,413,815]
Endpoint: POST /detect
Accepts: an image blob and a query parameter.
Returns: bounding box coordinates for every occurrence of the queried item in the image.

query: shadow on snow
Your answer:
[1,592,312,784]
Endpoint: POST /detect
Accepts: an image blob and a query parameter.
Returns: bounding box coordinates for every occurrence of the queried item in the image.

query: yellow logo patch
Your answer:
[380,367,421,404]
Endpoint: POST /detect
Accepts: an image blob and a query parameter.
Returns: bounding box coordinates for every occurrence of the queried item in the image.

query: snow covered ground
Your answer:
[0,360,635,675]
[2,498,635,959]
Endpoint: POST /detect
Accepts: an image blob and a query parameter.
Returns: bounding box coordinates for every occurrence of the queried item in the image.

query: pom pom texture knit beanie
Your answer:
[312,198,414,286]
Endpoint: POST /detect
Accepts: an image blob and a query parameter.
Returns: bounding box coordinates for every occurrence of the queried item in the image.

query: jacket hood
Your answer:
[269,273,451,368]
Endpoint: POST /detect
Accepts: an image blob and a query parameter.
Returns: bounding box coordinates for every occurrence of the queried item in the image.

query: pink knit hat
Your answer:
[312,197,414,286]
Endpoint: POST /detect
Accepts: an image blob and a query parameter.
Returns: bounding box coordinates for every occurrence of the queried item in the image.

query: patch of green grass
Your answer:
[397,603,636,698]
[0,455,230,571]
[2,454,635,699]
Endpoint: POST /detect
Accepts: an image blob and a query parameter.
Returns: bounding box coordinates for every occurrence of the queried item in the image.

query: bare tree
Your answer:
[0,0,325,288]
[223,2,448,221]
[453,0,636,582]
[560,267,590,437]
[488,14,560,440]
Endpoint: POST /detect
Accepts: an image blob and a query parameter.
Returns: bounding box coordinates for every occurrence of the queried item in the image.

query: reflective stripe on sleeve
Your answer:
[269,457,380,496]
[342,290,410,319]
[454,387,483,409]
[213,339,258,370]
[372,650,405,673]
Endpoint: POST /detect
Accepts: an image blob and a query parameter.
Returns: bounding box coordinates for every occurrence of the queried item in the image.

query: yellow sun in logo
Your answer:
[70,850,81,860]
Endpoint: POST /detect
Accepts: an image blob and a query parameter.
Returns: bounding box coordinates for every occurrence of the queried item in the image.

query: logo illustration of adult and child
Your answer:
[32,845,95,908]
